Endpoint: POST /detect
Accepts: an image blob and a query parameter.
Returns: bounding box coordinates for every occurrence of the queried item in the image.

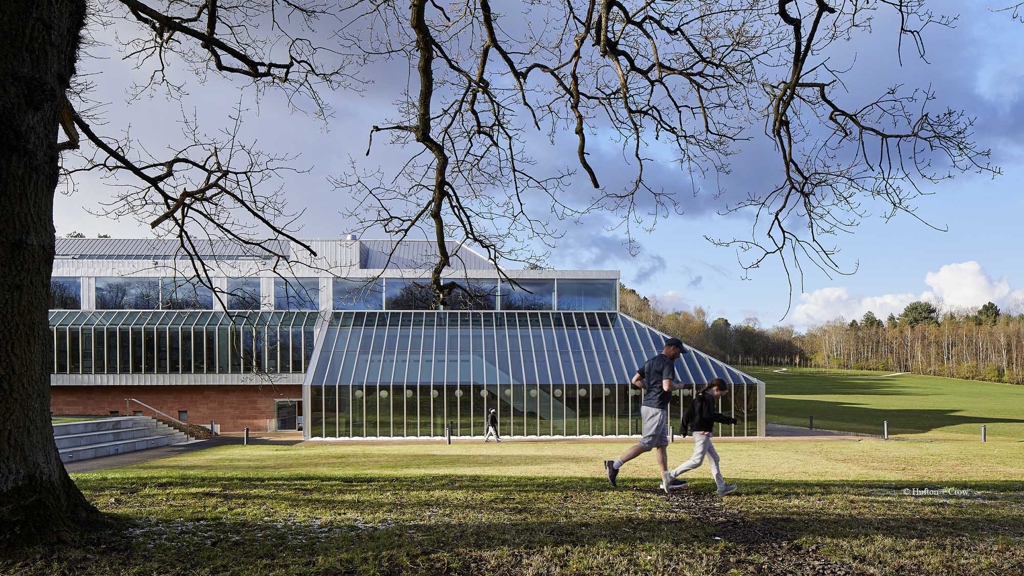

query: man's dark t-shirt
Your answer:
[488,412,498,428]
[638,353,677,409]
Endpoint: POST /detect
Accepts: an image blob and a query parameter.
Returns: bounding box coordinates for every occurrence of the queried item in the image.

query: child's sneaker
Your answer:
[717,484,738,496]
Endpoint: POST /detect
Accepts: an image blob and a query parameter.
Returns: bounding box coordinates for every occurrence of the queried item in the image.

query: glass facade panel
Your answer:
[501,279,554,310]
[556,279,616,311]
[385,279,439,310]
[621,318,649,372]
[162,278,214,310]
[446,280,498,311]
[227,278,261,310]
[333,278,384,310]
[275,277,319,310]
[96,278,160,309]
[51,277,81,309]
[49,311,315,375]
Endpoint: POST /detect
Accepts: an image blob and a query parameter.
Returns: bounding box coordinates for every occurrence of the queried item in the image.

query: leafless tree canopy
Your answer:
[62,0,999,308]
[998,2,1024,22]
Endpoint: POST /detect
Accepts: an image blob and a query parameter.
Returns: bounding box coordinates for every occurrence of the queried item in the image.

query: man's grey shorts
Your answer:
[638,406,668,449]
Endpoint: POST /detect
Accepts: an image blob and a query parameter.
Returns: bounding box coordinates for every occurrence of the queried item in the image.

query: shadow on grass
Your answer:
[6,476,1024,575]
[244,437,305,447]
[763,374,922,397]
[767,396,1024,436]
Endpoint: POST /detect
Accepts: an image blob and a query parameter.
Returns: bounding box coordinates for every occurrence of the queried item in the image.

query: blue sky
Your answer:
[56,1,1024,331]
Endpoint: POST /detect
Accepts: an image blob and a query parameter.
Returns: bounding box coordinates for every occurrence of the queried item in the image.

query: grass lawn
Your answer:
[51,416,109,424]
[5,440,1024,575]
[744,366,1024,440]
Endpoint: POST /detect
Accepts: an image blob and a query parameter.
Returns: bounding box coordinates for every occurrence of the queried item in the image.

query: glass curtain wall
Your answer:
[227,278,261,310]
[49,310,317,375]
[50,278,82,309]
[307,311,761,438]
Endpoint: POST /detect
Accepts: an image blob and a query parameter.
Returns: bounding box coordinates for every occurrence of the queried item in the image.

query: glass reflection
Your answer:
[333,278,384,310]
[96,278,160,310]
[501,279,555,310]
[274,278,319,310]
[556,279,616,311]
[227,278,261,310]
[51,277,81,309]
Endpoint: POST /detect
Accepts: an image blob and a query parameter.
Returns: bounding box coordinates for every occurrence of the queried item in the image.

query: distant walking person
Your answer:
[667,378,738,496]
[605,337,690,491]
[484,408,501,442]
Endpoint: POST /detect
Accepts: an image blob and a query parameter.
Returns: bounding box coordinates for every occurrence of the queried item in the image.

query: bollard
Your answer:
[809,415,814,430]
[883,420,889,440]
[211,420,216,436]
[244,427,250,445]
[981,425,987,443]
[445,425,452,445]
[670,426,675,443]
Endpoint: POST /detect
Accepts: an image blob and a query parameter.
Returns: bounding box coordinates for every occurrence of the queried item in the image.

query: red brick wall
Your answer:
[50,385,302,432]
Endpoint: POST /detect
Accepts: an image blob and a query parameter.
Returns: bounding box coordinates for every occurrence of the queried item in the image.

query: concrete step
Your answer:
[54,416,195,463]
[59,435,177,464]
[55,426,153,449]
[53,416,150,437]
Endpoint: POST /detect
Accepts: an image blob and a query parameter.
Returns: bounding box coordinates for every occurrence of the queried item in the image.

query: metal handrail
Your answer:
[125,397,193,441]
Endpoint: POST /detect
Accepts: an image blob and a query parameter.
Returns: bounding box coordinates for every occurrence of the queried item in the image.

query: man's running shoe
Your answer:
[605,460,619,487]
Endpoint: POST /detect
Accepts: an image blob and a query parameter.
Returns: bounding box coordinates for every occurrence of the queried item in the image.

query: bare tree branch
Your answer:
[61,0,1000,315]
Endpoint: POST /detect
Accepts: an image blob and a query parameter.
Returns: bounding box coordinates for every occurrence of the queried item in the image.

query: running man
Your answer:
[604,337,690,491]
[668,378,738,496]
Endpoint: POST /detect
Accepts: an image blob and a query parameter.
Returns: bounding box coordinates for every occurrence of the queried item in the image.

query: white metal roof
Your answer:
[55,238,288,260]
[55,238,495,271]
[359,239,494,270]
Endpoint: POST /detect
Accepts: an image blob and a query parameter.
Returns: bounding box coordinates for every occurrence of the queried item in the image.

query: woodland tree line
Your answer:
[621,285,1024,385]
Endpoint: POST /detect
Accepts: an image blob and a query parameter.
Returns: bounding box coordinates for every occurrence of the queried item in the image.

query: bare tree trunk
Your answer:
[0,0,96,546]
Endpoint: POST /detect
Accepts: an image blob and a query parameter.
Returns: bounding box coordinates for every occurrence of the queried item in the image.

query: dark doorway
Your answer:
[276,400,303,431]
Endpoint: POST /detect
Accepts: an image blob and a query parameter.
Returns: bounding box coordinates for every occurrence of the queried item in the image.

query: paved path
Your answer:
[304,427,868,445]
[765,423,867,438]
[63,434,301,473]
[64,426,867,474]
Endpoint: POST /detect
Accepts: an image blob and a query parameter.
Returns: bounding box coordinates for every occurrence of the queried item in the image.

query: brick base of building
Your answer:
[51,385,303,432]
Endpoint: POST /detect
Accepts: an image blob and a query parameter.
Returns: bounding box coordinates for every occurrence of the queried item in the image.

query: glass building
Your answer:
[306,310,762,439]
[49,238,764,437]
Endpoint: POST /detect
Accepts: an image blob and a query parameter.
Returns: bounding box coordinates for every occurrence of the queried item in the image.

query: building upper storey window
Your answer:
[275,277,319,310]
[95,277,214,310]
[502,279,555,310]
[227,277,261,310]
[84,276,616,311]
[333,278,384,310]
[162,277,214,310]
[96,278,160,309]
[556,279,616,311]
[384,280,438,310]
[50,277,81,309]
[446,279,498,310]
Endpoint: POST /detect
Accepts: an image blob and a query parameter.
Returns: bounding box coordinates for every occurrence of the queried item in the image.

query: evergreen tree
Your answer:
[899,301,939,326]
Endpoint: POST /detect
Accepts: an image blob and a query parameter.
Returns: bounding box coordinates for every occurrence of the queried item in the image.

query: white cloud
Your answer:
[650,290,689,313]
[921,261,1024,310]
[792,287,917,327]
[792,261,1024,328]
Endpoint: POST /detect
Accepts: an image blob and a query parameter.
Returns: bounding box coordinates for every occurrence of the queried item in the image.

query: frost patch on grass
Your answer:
[124,516,387,547]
